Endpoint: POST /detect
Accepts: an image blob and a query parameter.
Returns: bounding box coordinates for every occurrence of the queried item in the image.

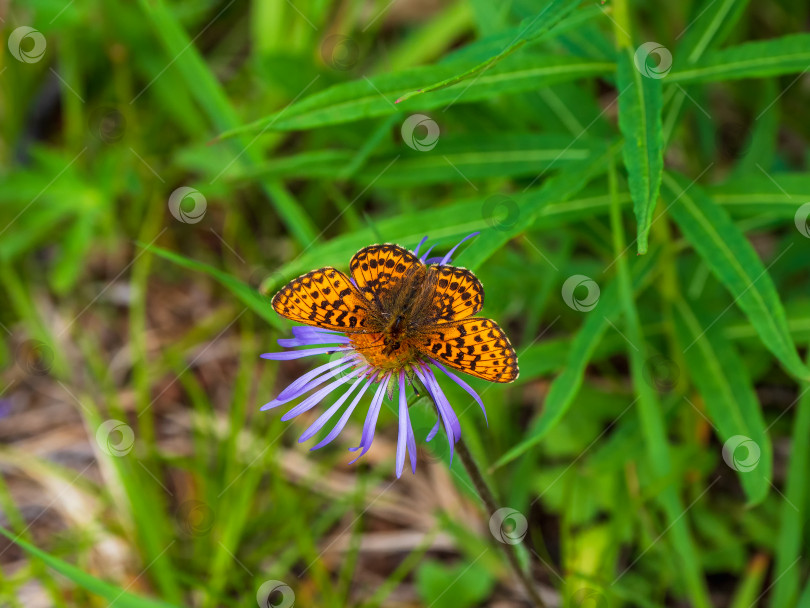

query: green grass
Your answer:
[1,0,809,606]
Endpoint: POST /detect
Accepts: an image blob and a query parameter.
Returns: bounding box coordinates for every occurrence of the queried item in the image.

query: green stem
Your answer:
[455,439,546,608]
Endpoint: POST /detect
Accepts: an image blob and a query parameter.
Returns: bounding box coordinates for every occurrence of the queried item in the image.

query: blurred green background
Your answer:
[1,0,809,606]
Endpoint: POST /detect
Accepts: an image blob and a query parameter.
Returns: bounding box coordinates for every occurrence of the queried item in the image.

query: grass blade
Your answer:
[493,250,658,468]
[663,172,810,381]
[142,244,279,328]
[769,352,810,607]
[608,162,711,608]
[0,527,182,608]
[616,47,664,254]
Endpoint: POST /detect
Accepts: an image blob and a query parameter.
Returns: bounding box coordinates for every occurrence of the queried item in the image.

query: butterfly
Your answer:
[271,243,519,383]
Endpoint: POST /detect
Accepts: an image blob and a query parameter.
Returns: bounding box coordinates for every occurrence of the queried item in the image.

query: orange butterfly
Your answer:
[272,242,518,383]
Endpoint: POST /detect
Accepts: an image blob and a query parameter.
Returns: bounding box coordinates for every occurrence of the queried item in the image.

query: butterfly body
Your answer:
[272,243,518,382]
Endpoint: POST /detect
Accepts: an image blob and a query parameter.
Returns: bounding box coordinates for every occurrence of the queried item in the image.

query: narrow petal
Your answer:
[413,365,456,461]
[416,365,461,463]
[438,231,480,265]
[262,359,357,410]
[298,372,368,443]
[281,371,360,421]
[406,411,417,474]
[348,374,391,463]
[278,332,350,347]
[426,419,441,442]
[418,245,436,264]
[276,356,356,401]
[412,235,428,257]
[260,346,351,360]
[395,370,408,478]
[310,375,375,450]
[430,358,487,424]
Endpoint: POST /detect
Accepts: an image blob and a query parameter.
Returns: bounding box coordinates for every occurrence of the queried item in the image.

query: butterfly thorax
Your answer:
[349,266,436,370]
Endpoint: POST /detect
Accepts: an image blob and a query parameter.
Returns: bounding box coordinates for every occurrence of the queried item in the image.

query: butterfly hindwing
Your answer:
[416,317,519,383]
[272,267,369,331]
[350,244,422,303]
[426,265,484,323]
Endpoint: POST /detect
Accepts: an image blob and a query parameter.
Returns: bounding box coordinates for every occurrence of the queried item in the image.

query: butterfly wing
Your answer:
[272,267,369,331]
[416,317,519,383]
[425,265,484,323]
[349,244,422,304]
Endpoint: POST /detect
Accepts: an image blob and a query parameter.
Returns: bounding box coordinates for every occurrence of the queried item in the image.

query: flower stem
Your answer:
[455,438,546,607]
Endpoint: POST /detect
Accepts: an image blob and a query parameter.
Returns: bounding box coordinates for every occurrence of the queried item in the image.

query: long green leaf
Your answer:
[0,527,181,608]
[676,0,753,64]
[235,134,603,186]
[673,298,772,504]
[395,0,581,103]
[616,47,664,254]
[663,172,810,381]
[670,34,810,83]
[216,55,614,137]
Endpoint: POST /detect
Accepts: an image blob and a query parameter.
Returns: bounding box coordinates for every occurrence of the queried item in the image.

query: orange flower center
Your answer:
[349,332,421,371]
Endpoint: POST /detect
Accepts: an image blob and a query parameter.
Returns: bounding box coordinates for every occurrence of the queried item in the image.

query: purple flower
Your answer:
[261,234,489,478]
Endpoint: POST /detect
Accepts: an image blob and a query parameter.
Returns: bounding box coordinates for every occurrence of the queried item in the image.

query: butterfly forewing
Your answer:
[416,317,519,383]
[350,244,422,304]
[272,267,369,331]
[425,265,484,323]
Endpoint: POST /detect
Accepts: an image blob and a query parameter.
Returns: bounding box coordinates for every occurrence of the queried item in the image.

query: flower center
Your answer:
[349,332,421,371]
